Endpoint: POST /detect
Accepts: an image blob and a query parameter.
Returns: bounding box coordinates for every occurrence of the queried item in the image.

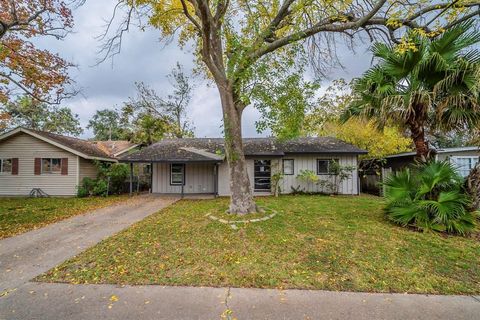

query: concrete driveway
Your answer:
[0,195,177,293]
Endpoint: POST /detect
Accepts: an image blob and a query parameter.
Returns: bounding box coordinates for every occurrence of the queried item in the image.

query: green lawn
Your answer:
[0,196,128,239]
[38,195,480,294]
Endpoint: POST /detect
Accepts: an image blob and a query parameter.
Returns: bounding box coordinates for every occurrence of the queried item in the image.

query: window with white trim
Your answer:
[170,163,185,185]
[450,156,479,178]
[0,158,12,173]
[42,158,62,174]
[317,159,338,175]
[283,159,294,175]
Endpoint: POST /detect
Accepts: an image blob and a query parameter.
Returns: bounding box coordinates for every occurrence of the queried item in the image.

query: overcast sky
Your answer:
[46,1,374,139]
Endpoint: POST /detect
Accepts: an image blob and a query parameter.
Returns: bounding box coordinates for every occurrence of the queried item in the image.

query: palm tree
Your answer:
[344,21,480,160]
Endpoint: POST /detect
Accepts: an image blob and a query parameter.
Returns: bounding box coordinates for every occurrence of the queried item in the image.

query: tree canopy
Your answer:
[0,0,78,104]
[304,80,412,159]
[344,22,480,158]
[87,109,130,141]
[1,96,83,136]
[122,64,195,141]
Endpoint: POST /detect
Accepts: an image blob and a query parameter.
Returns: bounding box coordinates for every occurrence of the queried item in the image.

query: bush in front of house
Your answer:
[383,161,477,235]
[77,163,130,197]
[105,163,129,194]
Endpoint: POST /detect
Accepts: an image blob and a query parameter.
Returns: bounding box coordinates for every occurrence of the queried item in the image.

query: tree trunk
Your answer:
[218,83,257,215]
[408,106,430,161]
[465,163,480,212]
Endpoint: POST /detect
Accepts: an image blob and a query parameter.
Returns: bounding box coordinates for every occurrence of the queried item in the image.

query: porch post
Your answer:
[129,162,133,196]
[181,163,185,199]
[214,163,218,198]
[150,162,153,193]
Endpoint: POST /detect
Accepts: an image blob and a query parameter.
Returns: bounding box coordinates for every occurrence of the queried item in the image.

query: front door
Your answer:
[254,160,271,192]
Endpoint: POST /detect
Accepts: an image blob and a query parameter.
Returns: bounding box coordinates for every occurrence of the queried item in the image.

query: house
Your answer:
[384,146,480,177]
[359,146,480,196]
[0,127,137,196]
[120,137,367,196]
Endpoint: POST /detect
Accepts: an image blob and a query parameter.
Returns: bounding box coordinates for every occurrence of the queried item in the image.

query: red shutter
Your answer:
[34,158,41,175]
[11,158,18,175]
[61,158,68,175]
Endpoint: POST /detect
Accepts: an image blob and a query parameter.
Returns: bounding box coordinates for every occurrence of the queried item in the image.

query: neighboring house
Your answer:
[384,147,480,177]
[0,127,136,196]
[120,137,367,196]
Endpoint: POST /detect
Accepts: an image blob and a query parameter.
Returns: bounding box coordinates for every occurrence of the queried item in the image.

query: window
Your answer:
[0,158,12,173]
[42,158,62,174]
[283,159,294,175]
[170,163,185,185]
[450,156,479,178]
[317,159,338,175]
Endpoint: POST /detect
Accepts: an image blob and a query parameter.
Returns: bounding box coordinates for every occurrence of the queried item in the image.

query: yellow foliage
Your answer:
[318,119,412,159]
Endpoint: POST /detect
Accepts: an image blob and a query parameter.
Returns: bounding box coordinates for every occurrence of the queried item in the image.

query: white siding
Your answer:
[0,133,79,196]
[217,154,360,196]
[436,150,480,162]
[437,150,480,178]
[152,162,216,194]
[278,154,358,195]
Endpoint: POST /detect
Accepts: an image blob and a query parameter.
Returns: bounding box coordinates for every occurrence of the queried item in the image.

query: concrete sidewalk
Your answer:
[0,195,177,293]
[0,282,479,320]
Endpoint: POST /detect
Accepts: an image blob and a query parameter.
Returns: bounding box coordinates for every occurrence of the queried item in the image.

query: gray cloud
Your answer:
[42,1,374,139]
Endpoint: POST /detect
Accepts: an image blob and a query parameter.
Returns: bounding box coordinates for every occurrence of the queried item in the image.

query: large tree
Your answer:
[105,0,480,214]
[87,109,131,141]
[345,23,480,160]
[122,65,195,141]
[0,0,78,104]
[1,96,83,136]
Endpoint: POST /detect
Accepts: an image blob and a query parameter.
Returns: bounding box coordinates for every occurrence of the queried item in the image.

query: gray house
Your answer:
[120,137,367,196]
[0,127,137,196]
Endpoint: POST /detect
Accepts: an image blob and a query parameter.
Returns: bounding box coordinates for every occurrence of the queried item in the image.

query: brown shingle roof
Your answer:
[25,129,116,160]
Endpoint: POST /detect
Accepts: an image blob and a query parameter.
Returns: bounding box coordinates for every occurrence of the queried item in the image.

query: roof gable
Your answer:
[0,127,116,161]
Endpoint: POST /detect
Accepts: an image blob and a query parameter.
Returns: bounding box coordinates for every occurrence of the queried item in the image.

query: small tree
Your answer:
[296,161,354,194]
[328,161,355,194]
[270,161,284,197]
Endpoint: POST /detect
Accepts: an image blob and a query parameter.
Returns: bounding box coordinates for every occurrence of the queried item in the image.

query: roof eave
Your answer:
[0,127,116,162]
[119,159,222,163]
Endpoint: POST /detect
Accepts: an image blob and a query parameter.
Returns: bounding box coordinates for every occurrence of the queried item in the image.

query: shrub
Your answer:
[78,177,108,197]
[92,179,108,197]
[81,177,96,193]
[383,161,477,235]
[77,186,88,198]
[108,163,129,194]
